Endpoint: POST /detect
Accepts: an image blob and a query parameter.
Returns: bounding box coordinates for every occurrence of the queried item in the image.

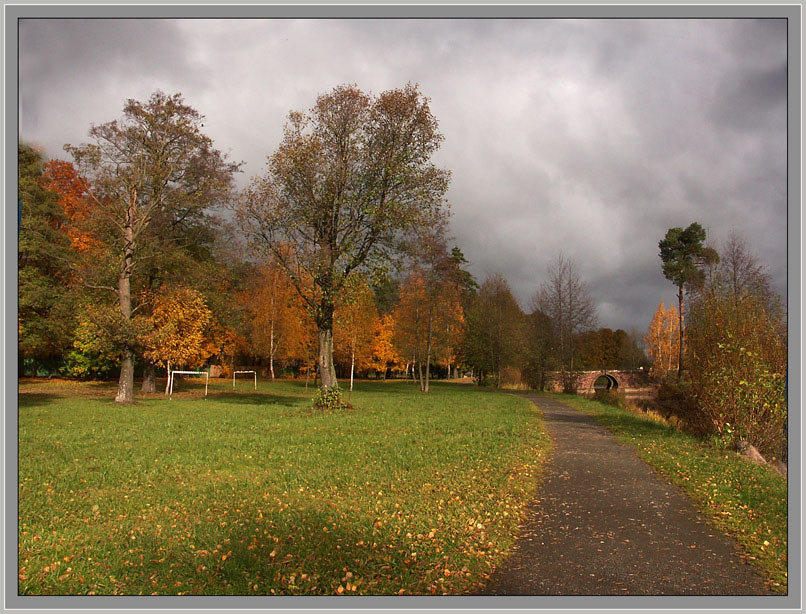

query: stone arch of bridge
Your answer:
[592,373,619,391]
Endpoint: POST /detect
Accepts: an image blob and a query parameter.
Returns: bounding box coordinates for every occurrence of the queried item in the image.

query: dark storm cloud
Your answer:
[19,19,206,157]
[18,18,788,332]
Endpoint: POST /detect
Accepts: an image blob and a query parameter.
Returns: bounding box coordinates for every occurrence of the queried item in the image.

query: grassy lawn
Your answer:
[550,393,788,594]
[18,378,550,596]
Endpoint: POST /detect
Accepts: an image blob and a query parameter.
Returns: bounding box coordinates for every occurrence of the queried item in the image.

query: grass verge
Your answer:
[18,379,550,595]
[549,392,787,594]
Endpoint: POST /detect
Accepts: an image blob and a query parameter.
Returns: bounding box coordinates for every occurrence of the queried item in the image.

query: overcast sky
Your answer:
[18,18,788,333]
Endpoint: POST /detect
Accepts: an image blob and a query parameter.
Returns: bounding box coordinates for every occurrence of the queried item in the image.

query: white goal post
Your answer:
[169,370,209,397]
[233,370,257,389]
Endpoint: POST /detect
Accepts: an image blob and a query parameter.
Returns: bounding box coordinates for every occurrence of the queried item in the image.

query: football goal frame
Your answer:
[233,370,257,390]
[169,370,209,397]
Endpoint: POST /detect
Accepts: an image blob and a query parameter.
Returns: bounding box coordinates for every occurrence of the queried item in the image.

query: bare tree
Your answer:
[716,231,777,310]
[535,253,597,391]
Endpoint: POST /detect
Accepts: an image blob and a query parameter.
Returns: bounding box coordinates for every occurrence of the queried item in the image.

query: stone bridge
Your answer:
[544,369,651,394]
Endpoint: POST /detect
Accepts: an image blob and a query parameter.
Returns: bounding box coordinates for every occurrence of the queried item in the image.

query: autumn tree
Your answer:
[42,159,94,251]
[435,287,465,380]
[236,83,450,392]
[534,253,597,391]
[439,246,476,378]
[714,231,779,312]
[242,259,311,380]
[446,246,479,307]
[408,220,461,392]
[143,286,216,393]
[392,270,429,386]
[658,222,719,381]
[462,274,526,387]
[617,329,649,370]
[371,314,403,378]
[66,91,239,402]
[62,305,122,379]
[687,286,786,458]
[686,235,787,459]
[17,144,77,373]
[333,276,379,390]
[574,328,645,371]
[644,302,680,381]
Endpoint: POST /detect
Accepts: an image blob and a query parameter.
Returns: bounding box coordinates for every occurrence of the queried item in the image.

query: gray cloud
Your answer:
[18,18,788,332]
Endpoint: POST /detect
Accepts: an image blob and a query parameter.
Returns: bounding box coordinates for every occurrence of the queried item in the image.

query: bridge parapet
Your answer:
[544,369,651,393]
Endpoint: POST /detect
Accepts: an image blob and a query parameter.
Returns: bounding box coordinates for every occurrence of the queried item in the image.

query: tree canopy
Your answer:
[237,83,450,390]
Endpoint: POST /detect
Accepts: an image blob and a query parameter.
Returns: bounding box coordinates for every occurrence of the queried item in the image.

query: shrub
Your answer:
[686,291,786,458]
[655,379,713,436]
[312,385,345,411]
[61,314,120,379]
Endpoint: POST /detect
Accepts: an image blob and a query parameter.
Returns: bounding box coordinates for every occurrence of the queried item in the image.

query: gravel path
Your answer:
[482,394,772,596]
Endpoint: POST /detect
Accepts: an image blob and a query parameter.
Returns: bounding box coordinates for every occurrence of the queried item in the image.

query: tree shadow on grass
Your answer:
[280,380,414,395]
[18,392,60,409]
[205,391,308,408]
[33,498,422,596]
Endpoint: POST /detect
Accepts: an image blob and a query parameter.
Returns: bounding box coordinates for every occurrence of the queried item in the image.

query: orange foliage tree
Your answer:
[240,261,312,379]
[371,314,404,379]
[434,283,465,379]
[41,159,94,252]
[644,302,680,381]
[142,286,217,393]
[392,270,429,385]
[393,263,463,391]
[334,277,379,390]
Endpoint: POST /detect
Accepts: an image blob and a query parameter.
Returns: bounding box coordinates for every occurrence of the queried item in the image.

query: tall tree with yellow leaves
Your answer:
[371,314,403,379]
[243,261,310,380]
[334,277,379,391]
[644,302,680,381]
[393,271,429,388]
[142,286,216,394]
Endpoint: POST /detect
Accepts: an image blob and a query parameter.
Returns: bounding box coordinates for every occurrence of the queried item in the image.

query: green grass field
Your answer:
[553,393,788,593]
[18,378,551,596]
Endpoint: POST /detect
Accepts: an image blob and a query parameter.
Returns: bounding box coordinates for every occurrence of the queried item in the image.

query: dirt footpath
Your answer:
[481,395,773,596]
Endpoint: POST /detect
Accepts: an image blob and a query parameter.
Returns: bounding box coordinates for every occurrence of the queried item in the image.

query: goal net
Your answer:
[169,370,209,397]
[233,370,257,390]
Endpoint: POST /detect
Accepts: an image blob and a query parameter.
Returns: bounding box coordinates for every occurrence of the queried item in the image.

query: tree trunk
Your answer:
[318,327,337,389]
[165,360,172,395]
[424,307,433,393]
[115,192,137,404]
[116,350,134,403]
[677,284,684,381]
[269,320,276,381]
[141,364,156,393]
[559,331,567,390]
[115,239,135,403]
[350,337,356,392]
